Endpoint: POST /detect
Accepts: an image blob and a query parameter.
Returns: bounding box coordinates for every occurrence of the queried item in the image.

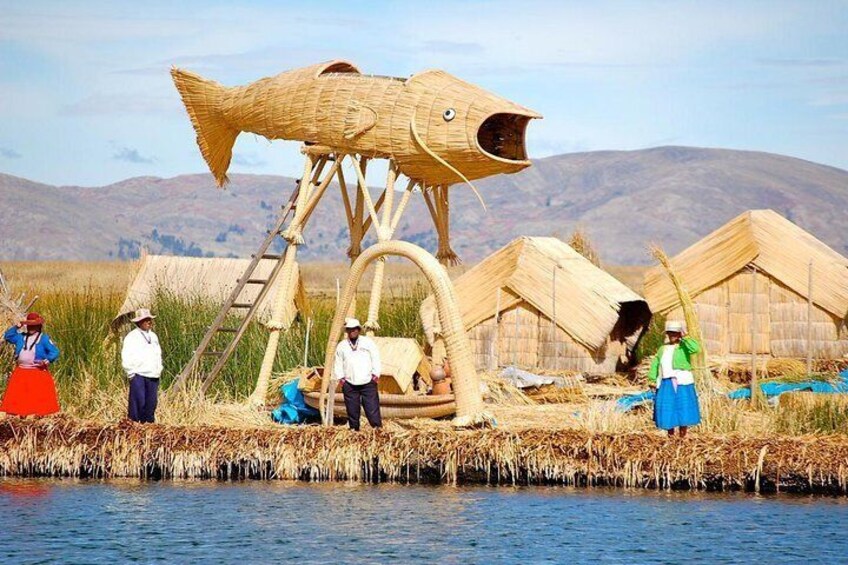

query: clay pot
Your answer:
[431,378,452,396]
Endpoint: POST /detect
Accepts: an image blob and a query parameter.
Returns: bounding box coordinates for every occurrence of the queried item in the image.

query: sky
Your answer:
[1,0,847,187]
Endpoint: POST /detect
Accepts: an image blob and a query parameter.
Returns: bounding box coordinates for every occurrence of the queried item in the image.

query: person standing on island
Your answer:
[648,320,701,437]
[1,312,61,416]
[333,318,382,431]
[122,308,163,423]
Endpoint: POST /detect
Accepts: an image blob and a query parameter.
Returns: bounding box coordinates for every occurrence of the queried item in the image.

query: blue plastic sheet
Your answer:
[617,369,848,412]
[271,380,320,425]
[727,370,848,400]
[615,390,655,412]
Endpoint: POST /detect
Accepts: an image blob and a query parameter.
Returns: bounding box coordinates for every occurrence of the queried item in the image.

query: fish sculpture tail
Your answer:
[171,67,238,187]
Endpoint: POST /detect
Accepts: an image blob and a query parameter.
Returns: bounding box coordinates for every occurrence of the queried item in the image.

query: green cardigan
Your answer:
[648,337,701,385]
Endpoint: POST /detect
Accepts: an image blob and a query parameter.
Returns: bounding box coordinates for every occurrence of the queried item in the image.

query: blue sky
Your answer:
[1,0,847,186]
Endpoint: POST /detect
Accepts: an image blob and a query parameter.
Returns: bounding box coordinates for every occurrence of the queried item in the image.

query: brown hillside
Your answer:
[2,146,845,264]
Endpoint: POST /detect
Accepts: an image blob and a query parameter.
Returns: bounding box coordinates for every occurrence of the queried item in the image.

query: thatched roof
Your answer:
[421,237,647,351]
[113,254,308,330]
[644,209,848,317]
[371,337,431,394]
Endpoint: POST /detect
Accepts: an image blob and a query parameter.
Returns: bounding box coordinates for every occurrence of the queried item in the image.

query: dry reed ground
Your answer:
[3,415,848,493]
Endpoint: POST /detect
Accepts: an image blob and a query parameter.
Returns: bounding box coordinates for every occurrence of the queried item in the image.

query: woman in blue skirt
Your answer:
[648,321,701,437]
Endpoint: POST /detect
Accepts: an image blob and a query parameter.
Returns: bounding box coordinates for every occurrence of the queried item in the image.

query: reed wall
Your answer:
[668,270,848,359]
[467,301,626,373]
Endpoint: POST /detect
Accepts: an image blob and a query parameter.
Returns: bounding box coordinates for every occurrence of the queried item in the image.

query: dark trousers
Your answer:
[342,380,382,431]
[128,375,159,423]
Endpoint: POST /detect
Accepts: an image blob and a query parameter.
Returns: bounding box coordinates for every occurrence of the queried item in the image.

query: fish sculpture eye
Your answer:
[442,108,456,122]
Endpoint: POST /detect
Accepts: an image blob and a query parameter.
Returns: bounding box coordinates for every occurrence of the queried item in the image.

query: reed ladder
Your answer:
[169,185,300,394]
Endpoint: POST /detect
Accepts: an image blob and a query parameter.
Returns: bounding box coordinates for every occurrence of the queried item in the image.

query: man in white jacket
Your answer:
[121,308,163,423]
[333,318,382,430]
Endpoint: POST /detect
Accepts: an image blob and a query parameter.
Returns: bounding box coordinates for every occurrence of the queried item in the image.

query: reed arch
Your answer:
[320,240,486,426]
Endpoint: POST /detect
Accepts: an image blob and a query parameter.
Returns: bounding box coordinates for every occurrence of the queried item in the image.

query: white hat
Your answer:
[131,308,156,323]
[344,318,362,330]
[664,320,685,333]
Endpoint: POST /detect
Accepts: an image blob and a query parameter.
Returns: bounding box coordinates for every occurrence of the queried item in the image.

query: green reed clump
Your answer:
[635,312,666,363]
[0,283,430,407]
[774,393,848,435]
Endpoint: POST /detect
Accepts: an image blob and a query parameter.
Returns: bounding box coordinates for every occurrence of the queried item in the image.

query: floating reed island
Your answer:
[2,416,848,494]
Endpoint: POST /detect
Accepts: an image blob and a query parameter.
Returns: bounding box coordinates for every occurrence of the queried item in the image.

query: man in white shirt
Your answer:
[121,308,163,423]
[333,318,382,430]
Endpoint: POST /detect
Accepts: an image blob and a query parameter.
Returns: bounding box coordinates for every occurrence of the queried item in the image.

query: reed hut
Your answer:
[112,254,308,330]
[644,210,848,360]
[420,237,651,373]
[370,337,432,394]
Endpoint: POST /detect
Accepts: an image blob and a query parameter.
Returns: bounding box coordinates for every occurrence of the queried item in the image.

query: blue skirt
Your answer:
[653,380,701,430]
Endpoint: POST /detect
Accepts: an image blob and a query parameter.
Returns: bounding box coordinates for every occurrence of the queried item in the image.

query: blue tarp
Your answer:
[271,380,320,425]
[616,390,655,412]
[727,370,848,399]
[616,369,848,412]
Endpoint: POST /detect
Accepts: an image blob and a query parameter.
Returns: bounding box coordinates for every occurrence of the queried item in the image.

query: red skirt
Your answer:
[0,366,60,416]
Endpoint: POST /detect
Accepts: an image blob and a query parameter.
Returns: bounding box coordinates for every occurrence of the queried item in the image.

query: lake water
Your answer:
[2,479,847,564]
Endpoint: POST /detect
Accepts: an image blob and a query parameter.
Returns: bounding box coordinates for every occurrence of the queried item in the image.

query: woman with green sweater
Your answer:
[648,320,701,437]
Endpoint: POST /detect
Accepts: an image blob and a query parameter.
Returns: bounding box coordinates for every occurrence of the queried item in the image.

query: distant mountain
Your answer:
[2,146,846,264]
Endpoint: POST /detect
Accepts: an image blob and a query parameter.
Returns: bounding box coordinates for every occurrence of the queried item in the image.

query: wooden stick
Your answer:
[750,266,762,408]
[361,190,387,235]
[307,155,328,200]
[303,317,313,367]
[552,266,559,371]
[513,305,520,367]
[807,259,814,376]
[390,180,416,233]
[493,288,502,370]
[350,155,381,232]
[297,158,342,226]
[337,164,354,229]
[380,162,398,235]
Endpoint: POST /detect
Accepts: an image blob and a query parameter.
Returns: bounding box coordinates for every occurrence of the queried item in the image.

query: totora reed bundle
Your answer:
[2,417,848,493]
[649,244,720,396]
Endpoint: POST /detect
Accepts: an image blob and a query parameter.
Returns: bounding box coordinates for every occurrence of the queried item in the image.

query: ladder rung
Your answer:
[203,351,224,356]
[246,278,268,285]
[259,254,282,260]
[216,327,238,333]
[231,303,253,309]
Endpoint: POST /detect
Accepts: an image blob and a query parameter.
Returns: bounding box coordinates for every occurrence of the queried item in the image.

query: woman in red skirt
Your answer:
[1,312,60,416]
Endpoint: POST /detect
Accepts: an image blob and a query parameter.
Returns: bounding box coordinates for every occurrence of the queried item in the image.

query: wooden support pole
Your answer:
[807,259,814,376]
[750,266,763,408]
[360,190,387,236]
[513,304,520,367]
[250,153,317,406]
[303,317,313,367]
[553,266,559,371]
[364,163,401,334]
[493,287,502,370]
[390,180,416,233]
[350,155,381,233]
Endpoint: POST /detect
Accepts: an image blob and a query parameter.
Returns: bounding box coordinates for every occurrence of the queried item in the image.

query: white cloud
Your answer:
[113,146,154,164]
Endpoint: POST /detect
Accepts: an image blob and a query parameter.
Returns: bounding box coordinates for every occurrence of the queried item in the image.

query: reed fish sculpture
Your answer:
[171,60,541,188]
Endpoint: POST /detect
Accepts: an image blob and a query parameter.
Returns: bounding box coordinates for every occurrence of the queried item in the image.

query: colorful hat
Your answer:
[131,308,156,323]
[22,312,45,326]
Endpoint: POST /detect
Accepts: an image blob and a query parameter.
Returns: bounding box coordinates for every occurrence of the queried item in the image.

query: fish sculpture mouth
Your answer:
[476,112,535,164]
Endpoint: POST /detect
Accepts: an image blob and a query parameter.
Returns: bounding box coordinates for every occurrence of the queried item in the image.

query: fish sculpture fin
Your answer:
[343,102,377,139]
[171,67,239,187]
[410,112,487,211]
